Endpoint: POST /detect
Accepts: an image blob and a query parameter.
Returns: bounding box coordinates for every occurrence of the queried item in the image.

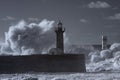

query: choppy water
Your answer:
[0,72,120,80]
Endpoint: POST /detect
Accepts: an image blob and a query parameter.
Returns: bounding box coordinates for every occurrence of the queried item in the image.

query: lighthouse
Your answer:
[102,36,108,50]
[55,21,65,54]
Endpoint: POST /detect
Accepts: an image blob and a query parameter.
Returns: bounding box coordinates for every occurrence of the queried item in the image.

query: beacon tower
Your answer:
[55,21,65,54]
[102,36,108,50]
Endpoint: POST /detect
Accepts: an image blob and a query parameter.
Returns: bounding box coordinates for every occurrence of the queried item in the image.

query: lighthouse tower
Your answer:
[55,21,65,54]
[102,36,108,50]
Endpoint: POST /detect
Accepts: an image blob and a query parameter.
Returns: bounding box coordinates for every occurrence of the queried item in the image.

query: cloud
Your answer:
[88,1,111,8]
[80,19,88,23]
[108,13,120,20]
[28,18,39,21]
[2,16,16,21]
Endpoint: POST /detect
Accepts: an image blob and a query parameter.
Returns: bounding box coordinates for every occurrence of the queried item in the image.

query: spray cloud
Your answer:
[0,19,58,55]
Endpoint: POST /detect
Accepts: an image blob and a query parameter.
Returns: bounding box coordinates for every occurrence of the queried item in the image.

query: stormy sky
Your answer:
[0,0,120,44]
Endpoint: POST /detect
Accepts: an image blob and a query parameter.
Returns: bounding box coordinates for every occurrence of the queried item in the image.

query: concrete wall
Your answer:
[0,54,86,73]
